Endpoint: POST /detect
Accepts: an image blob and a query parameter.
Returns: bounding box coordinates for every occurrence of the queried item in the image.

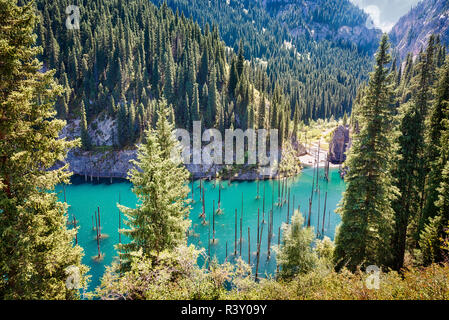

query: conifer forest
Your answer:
[1,0,449,303]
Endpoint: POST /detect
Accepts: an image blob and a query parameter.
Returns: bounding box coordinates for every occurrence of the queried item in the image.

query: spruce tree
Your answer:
[117,102,191,269]
[191,83,200,123]
[258,93,267,130]
[206,66,218,127]
[334,35,397,271]
[436,161,449,227]
[391,39,437,271]
[228,58,238,97]
[0,0,86,299]
[237,40,245,78]
[421,58,449,231]
[420,67,449,263]
[163,49,175,106]
[117,102,129,147]
[80,102,91,150]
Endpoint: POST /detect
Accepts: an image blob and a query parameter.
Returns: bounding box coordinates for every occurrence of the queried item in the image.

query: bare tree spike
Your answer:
[248,227,251,265]
[322,192,328,236]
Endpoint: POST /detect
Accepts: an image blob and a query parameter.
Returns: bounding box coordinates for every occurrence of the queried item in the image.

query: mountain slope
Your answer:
[263,0,381,53]
[390,0,449,60]
[154,0,379,120]
[37,0,275,148]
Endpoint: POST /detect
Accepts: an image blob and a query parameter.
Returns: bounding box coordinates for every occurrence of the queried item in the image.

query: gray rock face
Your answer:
[390,0,449,60]
[329,125,350,164]
[61,149,280,181]
[59,117,295,181]
[292,139,308,157]
[64,149,137,179]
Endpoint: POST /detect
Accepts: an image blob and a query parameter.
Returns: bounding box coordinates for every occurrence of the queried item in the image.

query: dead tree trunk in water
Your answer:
[95,210,100,259]
[234,209,237,256]
[322,192,328,236]
[255,224,264,281]
[73,215,77,245]
[307,197,312,227]
[257,208,260,248]
[97,206,101,238]
[248,227,251,265]
[212,200,216,243]
[262,183,266,223]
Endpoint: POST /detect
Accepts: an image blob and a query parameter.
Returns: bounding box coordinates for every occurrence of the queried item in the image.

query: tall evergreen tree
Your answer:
[421,58,449,232]
[206,65,218,127]
[117,102,191,269]
[163,48,175,106]
[418,59,449,264]
[80,102,91,150]
[436,161,449,229]
[228,58,238,98]
[391,38,437,271]
[236,40,245,78]
[0,0,86,299]
[258,93,267,130]
[191,83,200,123]
[117,101,129,147]
[334,35,398,271]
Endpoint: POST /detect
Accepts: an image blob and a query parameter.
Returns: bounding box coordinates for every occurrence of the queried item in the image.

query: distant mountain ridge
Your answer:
[263,0,382,53]
[390,0,449,60]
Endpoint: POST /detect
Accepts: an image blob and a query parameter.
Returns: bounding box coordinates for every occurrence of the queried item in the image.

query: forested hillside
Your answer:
[36,0,381,151]
[155,0,380,122]
[390,0,449,60]
[36,0,286,149]
[264,0,380,52]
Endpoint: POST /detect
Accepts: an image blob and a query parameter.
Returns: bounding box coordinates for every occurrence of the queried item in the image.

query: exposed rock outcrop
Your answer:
[61,149,280,181]
[390,0,449,60]
[58,116,310,180]
[64,149,136,179]
[329,125,351,164]
[58,119,283,180]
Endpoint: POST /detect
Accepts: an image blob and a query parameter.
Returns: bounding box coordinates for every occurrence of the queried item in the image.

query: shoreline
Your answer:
[61,124,345,182]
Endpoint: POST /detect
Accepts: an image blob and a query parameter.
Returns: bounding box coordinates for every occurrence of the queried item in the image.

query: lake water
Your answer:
[56,167,346,292]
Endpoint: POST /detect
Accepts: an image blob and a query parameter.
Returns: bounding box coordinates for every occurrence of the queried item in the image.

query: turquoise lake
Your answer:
[56,167,346,292]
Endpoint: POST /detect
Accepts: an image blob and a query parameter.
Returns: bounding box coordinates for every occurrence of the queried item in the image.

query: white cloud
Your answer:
[364,5,394,32]
[351,0,421,32]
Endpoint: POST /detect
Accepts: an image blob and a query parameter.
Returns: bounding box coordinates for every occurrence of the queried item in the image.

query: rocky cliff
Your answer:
[329,125,351,164]
[390,0,449,60]
[58,118,289,181]
[61,148,282,181]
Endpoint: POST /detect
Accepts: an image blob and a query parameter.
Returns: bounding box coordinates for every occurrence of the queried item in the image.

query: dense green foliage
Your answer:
[274,211,318,278]
[335,34,449,272]
[334,35,398,271]
[393,40,449,267]
[0,0,87,299]
[118,101,191,269]
[391,36,440,270]
[156,0,376,121]
[36,0,277,148]
[34,0,377,152]
[97,242,449,300]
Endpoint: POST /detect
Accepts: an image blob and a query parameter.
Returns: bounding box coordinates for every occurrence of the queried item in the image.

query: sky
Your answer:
[350,0,421,32]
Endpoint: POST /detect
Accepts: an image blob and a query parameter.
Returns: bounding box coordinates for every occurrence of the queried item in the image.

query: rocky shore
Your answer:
[58,118,350,181]
[62,147,279,181]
